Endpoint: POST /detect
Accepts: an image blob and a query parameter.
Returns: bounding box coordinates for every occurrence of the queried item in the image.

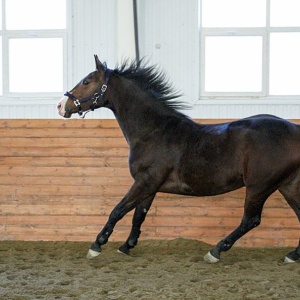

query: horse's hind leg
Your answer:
[118,196,155,255]
[204,188,272,263]
[279,183,300,263]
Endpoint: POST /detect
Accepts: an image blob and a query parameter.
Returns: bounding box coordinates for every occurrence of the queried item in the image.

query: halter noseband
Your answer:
[64,65,113,118]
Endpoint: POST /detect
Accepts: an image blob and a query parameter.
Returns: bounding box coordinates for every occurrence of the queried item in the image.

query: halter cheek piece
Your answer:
[64,65,113,118]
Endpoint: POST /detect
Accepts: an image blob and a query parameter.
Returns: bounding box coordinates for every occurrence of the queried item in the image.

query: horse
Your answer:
[57,55,300,263]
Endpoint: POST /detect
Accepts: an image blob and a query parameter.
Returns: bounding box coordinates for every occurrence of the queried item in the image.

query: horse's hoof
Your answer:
[204,251,220,263]
[87,248,101,260]
[117,249,130,255]
[118,244,131,255]
[284,256,296,263]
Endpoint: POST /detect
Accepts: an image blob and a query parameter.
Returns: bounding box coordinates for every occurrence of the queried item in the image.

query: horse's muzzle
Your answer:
[57,96,70,118]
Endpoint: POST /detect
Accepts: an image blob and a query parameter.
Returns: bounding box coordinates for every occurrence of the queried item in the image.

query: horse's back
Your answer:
[228,114,300,146]
[173,114,300,195]
[227,115,300,187]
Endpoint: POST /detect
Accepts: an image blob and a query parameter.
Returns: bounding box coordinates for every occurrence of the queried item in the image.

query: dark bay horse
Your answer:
[57,55,300,263]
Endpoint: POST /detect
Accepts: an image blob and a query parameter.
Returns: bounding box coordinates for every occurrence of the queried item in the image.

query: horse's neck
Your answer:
[113,99,162,146]
[110,82,176,147]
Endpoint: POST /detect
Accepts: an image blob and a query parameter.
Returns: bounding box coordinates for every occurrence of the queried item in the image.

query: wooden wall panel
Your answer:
[0,119,299,248]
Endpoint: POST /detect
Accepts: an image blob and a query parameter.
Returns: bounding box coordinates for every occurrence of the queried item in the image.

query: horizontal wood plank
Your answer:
[0,137,128,148]
[0,119,299,248]
[0,157,129,167]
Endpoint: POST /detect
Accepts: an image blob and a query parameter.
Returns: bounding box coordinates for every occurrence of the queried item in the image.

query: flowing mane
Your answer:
[112,59,188,112]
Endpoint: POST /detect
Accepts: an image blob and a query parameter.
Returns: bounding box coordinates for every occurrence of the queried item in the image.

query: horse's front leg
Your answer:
[118,195,155,255]
[87,181,155,259]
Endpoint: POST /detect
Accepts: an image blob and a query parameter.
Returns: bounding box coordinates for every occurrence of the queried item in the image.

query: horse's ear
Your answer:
[94,55,103,72]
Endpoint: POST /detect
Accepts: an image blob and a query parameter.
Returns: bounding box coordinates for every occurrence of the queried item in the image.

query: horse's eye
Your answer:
[83,80,89,85]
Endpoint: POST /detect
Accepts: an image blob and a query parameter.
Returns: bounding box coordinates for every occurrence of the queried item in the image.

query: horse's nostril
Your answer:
[57,103,61,110]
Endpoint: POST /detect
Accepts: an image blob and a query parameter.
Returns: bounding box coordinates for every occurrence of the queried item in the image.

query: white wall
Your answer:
[137,0,300,119]
[1,0,300,119]
[138,0,200,113]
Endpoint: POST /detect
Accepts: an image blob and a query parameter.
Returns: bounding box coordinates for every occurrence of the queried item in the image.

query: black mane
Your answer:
[112,59,189,112]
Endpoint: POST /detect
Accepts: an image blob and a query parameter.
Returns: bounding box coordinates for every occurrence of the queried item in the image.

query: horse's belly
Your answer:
[187,174,245,196]
[159,181,199,196]
[159,176,244,197]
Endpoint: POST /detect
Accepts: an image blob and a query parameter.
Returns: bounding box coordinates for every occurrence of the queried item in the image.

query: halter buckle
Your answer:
[93,93,100,105]
[74,99,81,107]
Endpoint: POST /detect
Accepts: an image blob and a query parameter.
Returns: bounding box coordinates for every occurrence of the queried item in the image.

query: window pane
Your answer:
[202,0,266,27]
[270,0,300,27]
[6,0,66,29]
[269,33,300,95]
[204,36,263,92]
[9,38,63,93]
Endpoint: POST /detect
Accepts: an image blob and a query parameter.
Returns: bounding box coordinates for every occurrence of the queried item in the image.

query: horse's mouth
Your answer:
[57,96,73,118]
[63,110,72,118]
[58,106,72,118]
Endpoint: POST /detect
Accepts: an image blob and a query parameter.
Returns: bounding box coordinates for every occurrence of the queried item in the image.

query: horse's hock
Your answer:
[0,119,299,247]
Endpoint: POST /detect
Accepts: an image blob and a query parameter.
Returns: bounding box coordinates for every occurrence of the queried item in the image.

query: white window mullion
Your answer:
[265,0,271,97]
[1,0,5,96]
[65,0,73,91]
[262,30,269,98]
[2,32,9,96]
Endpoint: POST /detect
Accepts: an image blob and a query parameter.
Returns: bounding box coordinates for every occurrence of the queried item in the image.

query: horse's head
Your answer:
[57,55,112,118]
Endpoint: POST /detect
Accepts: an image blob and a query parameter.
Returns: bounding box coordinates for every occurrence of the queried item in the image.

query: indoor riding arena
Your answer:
[0,1,299,300]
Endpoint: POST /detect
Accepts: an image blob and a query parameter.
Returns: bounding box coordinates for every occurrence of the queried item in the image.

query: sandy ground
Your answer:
[0,239,299,300]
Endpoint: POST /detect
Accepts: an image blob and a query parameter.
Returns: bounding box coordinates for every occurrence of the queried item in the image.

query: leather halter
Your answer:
[64,66,113,118]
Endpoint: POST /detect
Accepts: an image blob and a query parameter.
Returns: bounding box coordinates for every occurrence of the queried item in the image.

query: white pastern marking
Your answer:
[204,251,220,263]
[86,249,101,260]
[284,256,296,263]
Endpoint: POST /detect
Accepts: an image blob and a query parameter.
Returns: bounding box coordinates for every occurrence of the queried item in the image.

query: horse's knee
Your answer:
[252,215,261,227]
[241,215,261,232]
[109,207,124,223]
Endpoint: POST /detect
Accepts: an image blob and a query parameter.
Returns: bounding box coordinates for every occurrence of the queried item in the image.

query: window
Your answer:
[200,0,300,98]
[0,0,67,97]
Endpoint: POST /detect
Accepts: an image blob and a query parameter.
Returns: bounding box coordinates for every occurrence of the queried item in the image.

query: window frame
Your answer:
[199,0,300,100]
[0,0,69,100]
